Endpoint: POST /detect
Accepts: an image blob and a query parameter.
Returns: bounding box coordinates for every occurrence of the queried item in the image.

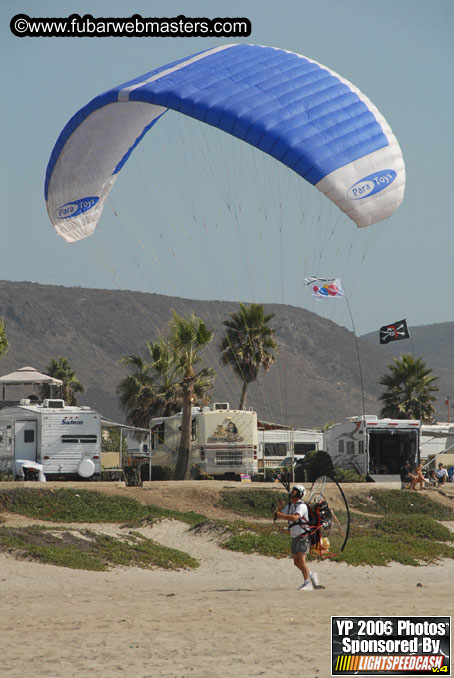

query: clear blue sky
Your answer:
[1,0,453,336]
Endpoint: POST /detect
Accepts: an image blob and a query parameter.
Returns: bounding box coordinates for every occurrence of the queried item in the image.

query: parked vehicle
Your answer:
[323,415,421,478]
[257,428,323,474]
[0,398,101,480]
[150,403,258,478]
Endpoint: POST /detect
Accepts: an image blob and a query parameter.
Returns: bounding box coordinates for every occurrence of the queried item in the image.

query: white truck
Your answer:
[0,398,101,480]
[150,403,258,478]
[323,415,421,478]
[257,428,324,472]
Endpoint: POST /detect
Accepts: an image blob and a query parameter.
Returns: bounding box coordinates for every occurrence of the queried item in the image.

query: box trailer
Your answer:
[420,423,454,471]
[0,398,101,480]
[150,403,258,478]
[323,415,420,478]
[257,428,324,472]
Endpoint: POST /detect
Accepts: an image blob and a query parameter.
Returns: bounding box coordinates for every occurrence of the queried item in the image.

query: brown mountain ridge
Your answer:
[0,281,451,428]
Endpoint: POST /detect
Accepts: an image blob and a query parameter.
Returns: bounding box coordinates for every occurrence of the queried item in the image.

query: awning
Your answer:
[0,366,63,386]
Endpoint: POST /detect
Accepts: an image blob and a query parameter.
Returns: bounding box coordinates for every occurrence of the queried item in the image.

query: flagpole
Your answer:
[344,291,366,420]
[305,277,366,419]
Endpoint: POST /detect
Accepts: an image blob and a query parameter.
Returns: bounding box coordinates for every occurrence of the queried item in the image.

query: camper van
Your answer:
[0,399,101,480]
[420,423,454,471]
[150,404,258,478]
[257,428,323,472]
[323,415,421,478]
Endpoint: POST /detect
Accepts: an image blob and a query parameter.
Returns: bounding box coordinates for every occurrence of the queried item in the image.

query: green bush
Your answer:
[0,472,13,482]
[305,450,335,482]
[150,465,175,481]
[334,467,366,483]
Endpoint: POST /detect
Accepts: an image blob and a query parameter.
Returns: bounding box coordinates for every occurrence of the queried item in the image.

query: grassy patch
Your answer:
[0,525,199,571]
[1,487,453,569]
[222,531,290,557]
[350,490,454,519]
[218,489,286,518]
[334,533,454,567]
[0,488,205,525]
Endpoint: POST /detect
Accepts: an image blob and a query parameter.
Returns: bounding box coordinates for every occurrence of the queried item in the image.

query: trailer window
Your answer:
[338,440,344,454]
[358,440,364,455]
[346,441,354,454]
[62,435,97,443]
[264,443,287,457]
[294,443,316,455]
[191,418,197,441]
[24,430,35,443]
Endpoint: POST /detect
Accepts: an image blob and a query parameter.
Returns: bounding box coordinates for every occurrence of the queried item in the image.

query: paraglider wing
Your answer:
[45,43,405,242]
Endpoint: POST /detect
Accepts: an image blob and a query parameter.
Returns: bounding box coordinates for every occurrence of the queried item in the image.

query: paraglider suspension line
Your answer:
[345,293,365,419]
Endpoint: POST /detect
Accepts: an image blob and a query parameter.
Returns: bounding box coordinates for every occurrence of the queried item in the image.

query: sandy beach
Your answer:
[0,482,453,678]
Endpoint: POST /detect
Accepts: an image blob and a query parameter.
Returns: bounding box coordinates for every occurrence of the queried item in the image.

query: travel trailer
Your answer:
[420,423,454,471]
[0,399,101,480]
[150,404,258,478]
[323,415,421,478]
[257,428,323,472]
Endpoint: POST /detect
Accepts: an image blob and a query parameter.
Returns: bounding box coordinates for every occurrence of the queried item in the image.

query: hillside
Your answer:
[362,322,454,422]
[0,281,451,427]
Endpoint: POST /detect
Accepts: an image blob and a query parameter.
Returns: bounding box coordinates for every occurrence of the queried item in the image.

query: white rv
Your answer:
[257,428,323,472]
[150,403,258,478]
[420,423,454,470]
[0,399,101,480]
[323,415,421,477]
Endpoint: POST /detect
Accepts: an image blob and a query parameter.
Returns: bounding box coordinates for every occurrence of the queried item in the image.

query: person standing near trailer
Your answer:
[274,485,319,591]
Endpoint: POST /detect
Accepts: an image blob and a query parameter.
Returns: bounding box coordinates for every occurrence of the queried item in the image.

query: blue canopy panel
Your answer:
[45,44,405,242]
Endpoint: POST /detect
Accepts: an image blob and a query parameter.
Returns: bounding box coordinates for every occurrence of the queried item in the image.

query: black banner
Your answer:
[379,319,410,345]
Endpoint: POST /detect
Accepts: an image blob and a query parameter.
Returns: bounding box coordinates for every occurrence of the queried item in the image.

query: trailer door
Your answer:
[14,421,37,462]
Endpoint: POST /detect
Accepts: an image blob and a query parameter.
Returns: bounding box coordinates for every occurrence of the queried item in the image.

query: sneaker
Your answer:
[297,581,314,590]
[309,571,320,588]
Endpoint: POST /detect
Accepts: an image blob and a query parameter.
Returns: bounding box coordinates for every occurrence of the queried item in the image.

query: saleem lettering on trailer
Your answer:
[0,399,101,480]
[150,403,258,477]
[323,415,421,478]
[257,427,324,472]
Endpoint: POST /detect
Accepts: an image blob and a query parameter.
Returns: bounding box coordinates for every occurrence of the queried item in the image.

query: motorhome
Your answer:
[323,415,421,478]
[257,428,323,472]
[150,403,258,478]
[0,399,101,480]
[420,423,454,471]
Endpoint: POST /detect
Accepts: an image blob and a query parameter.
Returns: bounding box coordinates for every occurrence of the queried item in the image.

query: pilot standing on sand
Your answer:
[274,485,319,591]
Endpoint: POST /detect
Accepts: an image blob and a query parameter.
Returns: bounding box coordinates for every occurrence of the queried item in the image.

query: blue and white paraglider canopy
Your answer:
[45,43,405,243]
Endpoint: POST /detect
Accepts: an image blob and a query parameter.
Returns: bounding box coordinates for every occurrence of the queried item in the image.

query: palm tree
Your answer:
[0,319,9,360]
[219,303,277,410]
[169,311,214,480]
[378,353,439,423]
[117,340,183,429]
[40,356,85,405]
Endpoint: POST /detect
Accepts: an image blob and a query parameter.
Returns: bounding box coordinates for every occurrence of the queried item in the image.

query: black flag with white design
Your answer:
[379,319,410,344]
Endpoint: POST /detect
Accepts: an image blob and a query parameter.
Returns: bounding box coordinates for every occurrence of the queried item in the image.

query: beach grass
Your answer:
[349,489,454,519]
[0,488,205,525]
[0,524,199,571]
[0,487,453,569]
[218,488,287,518]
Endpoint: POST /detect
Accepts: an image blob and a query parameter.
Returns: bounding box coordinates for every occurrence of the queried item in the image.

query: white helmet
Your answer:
[291,485,306,499]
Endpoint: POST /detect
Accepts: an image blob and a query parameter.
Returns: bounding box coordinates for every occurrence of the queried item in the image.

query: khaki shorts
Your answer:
[291,535,310,555]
